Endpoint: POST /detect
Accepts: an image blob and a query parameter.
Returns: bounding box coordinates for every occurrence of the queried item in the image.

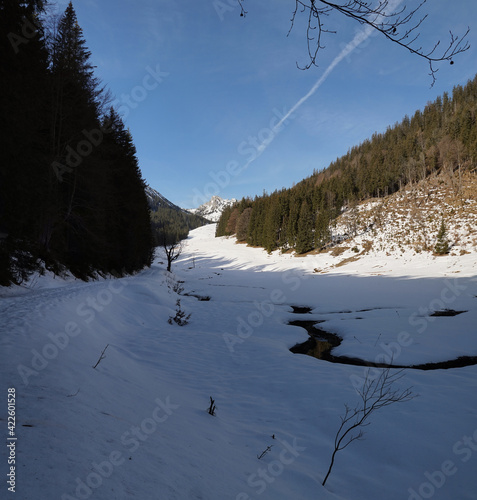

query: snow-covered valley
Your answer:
[1,224,477,500]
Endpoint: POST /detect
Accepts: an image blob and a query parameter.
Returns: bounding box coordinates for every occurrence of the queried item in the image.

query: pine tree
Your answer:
[216,205,234,237]
[99,108,153,273]
[295,200,314,254]
[46,1,106,273]
[0,0,50,282]
[248,198,265,246]
[263,196,280,253]
[315,210,331,249]
[287,196,299,249]
[49,1,103,168]
[434,220,450,255]
[236,207,252,242]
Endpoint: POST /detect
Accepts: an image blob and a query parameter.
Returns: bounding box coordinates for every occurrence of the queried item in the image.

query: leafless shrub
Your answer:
[322,367,415,486]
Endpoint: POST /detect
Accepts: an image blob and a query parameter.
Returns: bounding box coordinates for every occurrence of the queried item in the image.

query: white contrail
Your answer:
[242,0,403,171]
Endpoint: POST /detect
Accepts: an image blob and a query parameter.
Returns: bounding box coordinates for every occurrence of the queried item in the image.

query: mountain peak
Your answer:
[188,196,237,222]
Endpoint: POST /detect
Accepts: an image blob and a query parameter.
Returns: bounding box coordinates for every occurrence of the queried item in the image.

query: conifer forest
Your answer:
[1,1,154,284]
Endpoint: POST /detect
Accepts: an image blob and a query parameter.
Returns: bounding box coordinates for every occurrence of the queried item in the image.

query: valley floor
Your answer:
[1,224,477,500]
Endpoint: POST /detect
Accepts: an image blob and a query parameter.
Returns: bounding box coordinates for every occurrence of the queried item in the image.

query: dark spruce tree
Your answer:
[0,0,50,284]
[215,205,234,237]
[295,200,314,254]
[98,109,154,273]
[47,1,106,275]
[314,209,332,250]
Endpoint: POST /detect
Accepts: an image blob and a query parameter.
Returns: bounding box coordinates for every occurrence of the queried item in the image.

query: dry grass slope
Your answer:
[330,172,477,258]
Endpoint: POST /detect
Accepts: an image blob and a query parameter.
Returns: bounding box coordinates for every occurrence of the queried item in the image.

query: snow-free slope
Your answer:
[1,225,477,500]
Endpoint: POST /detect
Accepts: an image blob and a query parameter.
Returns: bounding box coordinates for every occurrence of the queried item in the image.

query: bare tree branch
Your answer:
[242,0,470,86]
[238,0,247,17]
[322,366,415,486]
[92,344,109,369]
[257,445,273,459]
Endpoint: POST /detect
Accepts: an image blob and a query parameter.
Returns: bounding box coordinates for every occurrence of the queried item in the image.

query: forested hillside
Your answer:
[150,207,209,246]
[216,75,477,254]
[0,1,153,285]
[144,186,210,246]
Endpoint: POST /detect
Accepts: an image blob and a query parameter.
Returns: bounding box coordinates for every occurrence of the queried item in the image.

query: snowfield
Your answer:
[1,224,477,500]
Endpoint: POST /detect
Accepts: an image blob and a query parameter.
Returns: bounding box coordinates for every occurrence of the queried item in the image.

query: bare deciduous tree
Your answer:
[163,240,182,273]
[322,367,415,487]
[240,0,470,86]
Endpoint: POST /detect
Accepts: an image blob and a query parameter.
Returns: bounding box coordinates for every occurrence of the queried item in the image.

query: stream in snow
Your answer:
[288,306,477,370]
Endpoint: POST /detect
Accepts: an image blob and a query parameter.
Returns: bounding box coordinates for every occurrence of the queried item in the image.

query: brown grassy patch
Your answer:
[330,246,349,257]
[362,240,373,253]
[335,255,361,268]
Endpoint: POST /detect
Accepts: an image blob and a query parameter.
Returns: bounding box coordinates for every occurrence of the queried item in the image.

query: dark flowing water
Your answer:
[288,306,477,370]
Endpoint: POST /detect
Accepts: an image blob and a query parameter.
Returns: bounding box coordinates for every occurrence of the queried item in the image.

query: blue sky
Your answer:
[53,0,476,208]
